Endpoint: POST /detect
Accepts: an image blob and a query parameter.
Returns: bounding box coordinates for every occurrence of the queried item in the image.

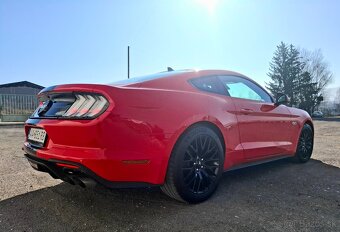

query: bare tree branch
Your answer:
[299,48,333,92]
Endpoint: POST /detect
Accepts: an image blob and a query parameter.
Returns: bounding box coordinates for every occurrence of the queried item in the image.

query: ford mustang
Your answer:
[23,69,314,203]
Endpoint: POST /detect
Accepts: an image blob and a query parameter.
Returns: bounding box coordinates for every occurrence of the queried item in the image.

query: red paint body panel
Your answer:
[231,97,295,160]
[24,70,313,185]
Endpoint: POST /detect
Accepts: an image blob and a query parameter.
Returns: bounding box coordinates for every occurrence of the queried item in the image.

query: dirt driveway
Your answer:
[0,121,339,231]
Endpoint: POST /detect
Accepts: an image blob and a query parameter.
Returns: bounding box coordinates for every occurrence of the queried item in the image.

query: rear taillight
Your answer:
[62,94,109,118]
[33,93,109,119]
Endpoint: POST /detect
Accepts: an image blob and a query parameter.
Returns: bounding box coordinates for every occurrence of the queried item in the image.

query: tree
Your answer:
[335,87,340,114]
[266,42,304,106]
[267,42,333,114]
[266,42,289,97]
[299,49,333,112]
[295,71,319,113]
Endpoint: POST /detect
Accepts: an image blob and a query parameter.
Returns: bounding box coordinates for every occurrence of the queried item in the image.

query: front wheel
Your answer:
[161,125,224,203]
[293,124,314,163]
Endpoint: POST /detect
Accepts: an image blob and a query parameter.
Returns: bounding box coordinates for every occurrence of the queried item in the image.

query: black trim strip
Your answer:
[226,155,291,172]
[23,152,157,189]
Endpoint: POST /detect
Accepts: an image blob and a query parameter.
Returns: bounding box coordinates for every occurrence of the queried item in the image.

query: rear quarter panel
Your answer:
[109,87,243,182]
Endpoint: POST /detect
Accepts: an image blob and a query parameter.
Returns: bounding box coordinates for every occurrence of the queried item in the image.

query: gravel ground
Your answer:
[0,121,339,231]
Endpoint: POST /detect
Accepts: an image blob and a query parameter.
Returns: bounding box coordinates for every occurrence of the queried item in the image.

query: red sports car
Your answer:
[23,69,314,203]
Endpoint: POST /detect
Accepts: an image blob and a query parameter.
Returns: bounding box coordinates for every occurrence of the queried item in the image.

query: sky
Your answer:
[1,0,339,95]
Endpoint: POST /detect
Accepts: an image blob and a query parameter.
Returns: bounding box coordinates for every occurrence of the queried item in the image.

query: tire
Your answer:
[293,124,314,163]
[161,125,224,203]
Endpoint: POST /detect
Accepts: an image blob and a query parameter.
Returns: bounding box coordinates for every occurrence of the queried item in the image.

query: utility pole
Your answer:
[127,46,130,79]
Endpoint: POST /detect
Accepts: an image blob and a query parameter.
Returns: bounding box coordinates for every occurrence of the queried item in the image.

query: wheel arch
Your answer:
[292,119,314,163]
[159,119,226,184]
[304,119,314,134]
[171,120,226,160]
[293,119,314,153]
[188,121,226,154]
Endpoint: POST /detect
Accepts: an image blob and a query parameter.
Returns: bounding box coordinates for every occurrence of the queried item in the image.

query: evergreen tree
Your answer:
[267,42,333,114]
[267,42,332,113]
[295,71,319,113]
[266,42,289,100]
[266,42,304,106]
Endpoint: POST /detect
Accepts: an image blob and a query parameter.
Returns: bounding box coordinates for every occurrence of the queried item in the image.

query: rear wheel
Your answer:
[293,124,314,163]
[161,125,224,203]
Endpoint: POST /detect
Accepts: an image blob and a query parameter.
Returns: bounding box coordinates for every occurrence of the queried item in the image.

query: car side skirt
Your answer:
[226,155,292,172]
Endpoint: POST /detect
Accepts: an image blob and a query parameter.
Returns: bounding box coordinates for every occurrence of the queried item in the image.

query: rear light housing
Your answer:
[62,93,108,118]
[31,92,109,119]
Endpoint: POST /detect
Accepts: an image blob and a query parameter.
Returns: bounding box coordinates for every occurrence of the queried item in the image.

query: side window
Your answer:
[190,76,226,95]
[219,76,272,103]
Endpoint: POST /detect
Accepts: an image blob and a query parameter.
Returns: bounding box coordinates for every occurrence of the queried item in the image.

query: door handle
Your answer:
[240,108,254,114]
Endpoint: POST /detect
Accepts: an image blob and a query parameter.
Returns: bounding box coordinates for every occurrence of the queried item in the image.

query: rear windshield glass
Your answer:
[110,70,191,86]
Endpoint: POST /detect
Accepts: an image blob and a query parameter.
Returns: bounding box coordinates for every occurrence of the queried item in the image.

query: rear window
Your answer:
[111,70,191,86]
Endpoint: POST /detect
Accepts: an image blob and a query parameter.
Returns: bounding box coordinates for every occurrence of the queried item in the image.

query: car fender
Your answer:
[157,114,227,183]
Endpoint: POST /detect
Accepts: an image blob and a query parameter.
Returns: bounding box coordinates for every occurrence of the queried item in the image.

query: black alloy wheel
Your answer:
[161,125,224,203]
[294,124,314,163]
[182,134,220,194]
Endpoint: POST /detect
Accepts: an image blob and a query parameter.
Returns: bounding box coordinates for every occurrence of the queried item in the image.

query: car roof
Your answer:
[111,69,248,87]
[110,69,274,101]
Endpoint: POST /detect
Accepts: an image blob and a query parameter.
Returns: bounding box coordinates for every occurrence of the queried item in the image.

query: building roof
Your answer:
[0,81,44,90]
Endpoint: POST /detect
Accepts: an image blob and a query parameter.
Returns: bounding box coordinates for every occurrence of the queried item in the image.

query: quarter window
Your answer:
[190,76,226,95]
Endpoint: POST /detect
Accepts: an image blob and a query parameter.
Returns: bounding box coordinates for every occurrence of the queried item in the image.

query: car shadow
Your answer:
[0,159,339,231]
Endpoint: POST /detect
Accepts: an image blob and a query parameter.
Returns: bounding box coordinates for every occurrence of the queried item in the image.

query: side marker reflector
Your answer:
[121,160,150,165]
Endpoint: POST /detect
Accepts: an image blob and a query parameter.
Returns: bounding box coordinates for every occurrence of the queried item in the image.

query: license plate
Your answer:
[28,128,47,145]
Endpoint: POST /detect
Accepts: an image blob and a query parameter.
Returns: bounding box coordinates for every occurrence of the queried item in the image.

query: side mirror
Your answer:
[275,93,289,106]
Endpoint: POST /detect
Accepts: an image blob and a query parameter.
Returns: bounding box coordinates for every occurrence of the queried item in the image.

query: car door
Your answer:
[218,75,294,160]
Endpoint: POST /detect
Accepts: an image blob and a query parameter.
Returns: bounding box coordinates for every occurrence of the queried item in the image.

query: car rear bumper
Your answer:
[23,143,157,189]
[23,115,176,185]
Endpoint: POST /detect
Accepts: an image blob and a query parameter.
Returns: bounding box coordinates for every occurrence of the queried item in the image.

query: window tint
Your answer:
[190,76,226,95]
[219,76,272,103]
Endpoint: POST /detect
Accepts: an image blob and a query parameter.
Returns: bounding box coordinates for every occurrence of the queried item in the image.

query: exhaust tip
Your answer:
[78,177,96,188]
